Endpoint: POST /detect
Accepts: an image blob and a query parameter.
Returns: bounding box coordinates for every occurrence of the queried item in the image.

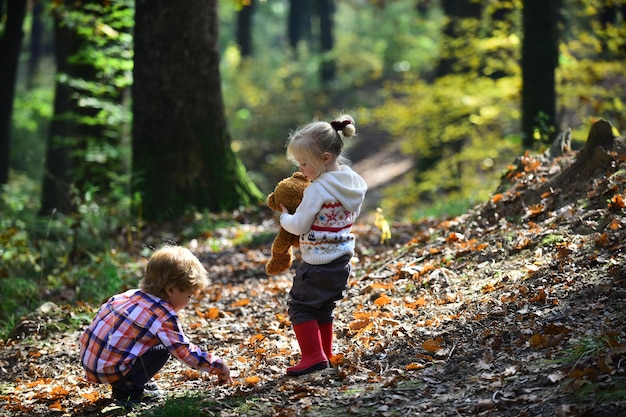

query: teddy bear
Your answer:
[265,172,311,275]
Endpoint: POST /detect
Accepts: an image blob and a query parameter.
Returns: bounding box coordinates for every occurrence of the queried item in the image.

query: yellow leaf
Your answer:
[374,293,391,306]
[349,318,370,331]
[249,333,265,344]
[371,282,394,290]
[374,208,392,244]
[404,296,426,309]
[245,376,260,385]
[231,298,250,307]
[207,307,220,320]
[422,339,441,353]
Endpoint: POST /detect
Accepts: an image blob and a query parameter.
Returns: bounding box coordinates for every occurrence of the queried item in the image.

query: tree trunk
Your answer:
[288,0,312,50]
[39,6,82,215]
[27,0,44,84]
[521,0,561,148]
[236,0,255,57]
[317,0,335,83]
[0,0,27,185]
[133,0,263,221]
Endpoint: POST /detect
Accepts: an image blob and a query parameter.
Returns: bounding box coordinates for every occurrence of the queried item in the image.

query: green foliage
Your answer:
[47,0,134,201]
[10,84,53,179]
[373,73,522,219]
[541,234,565,247]
[0,173,143,339]
[366,0,626,220]
[0,278,40,331]
[557,58,625,142]
[145,392,262,417]
[219,1,443,193]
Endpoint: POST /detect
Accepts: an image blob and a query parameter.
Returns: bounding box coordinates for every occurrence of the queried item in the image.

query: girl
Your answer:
[279,114,367,376]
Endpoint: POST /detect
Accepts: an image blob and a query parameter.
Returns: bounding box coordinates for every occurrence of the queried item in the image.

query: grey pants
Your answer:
[288,254,351,325]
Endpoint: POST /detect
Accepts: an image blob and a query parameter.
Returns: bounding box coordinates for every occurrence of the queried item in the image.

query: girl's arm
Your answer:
[280,187,321,235]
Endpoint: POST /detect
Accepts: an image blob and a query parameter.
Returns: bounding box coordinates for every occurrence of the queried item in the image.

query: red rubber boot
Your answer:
[287,321,328,376]
[318,321,333,360]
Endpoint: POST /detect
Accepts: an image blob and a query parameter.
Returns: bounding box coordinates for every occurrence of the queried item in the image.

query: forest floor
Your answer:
[1,121,626,417]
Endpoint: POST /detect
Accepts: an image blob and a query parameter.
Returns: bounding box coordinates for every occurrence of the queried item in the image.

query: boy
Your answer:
[79,245,231,406]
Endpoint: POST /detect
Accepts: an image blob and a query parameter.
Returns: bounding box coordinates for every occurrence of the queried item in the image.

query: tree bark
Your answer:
[317,0,335,83]
[288,0,312,50]
[39,5,82,215]
[0,0,27,185]
[133,0,262,221]
[521,0,561,148]
[27,0,44,84]
[236,0,255,57]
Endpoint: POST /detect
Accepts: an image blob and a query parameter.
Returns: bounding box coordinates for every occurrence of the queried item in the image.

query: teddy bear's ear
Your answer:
[267,192,277,210]
[292,172,307,180]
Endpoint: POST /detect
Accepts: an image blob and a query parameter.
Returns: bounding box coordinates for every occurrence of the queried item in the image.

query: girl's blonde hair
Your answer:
[140,245,209,300]
[286,114,356,178]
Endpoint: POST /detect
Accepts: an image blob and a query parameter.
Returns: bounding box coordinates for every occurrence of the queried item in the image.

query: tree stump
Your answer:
[574,118,619,174]
[543,118,622,191]
[480,119,625,224]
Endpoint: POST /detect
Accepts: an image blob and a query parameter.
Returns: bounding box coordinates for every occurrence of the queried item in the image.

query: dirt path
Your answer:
[353,140,414,218]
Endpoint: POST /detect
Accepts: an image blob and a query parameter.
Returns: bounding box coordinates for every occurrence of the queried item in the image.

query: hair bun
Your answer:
[330,118,356,137]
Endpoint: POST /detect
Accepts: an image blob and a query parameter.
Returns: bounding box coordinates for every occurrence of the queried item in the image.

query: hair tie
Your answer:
[331,120,352,132]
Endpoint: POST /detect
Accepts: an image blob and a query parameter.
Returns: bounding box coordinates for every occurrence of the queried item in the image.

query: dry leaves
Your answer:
[2,132,626,416]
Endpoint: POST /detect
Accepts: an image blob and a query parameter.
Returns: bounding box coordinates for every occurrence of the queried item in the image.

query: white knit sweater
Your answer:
[280,165,367,265]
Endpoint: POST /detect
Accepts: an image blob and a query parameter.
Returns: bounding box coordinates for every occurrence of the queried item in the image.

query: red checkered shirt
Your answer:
[79,289,224,384]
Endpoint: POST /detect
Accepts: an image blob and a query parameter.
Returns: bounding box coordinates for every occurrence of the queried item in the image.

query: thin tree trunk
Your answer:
[521,0,560,148]
[40,7,80,215]
[0,0,27,185]
[28,0,44,84]
[288,0,311,51]
[317,0,335,83]
[236,0,255,57]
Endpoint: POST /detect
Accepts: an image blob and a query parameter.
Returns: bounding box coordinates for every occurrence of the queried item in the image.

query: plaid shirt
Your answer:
[79,289,223,384]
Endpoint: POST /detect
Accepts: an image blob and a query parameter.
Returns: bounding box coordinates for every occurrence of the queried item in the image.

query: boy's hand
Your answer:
[211,363,232,385]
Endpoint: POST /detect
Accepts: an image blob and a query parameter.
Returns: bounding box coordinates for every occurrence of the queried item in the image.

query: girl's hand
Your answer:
[279,203,289,214]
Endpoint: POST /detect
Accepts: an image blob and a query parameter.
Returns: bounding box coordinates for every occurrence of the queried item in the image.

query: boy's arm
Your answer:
[158,318,232,383]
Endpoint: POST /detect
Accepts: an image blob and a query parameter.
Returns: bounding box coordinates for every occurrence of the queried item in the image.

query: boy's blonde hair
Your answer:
[286,114,356,178]
[140,245,209,300]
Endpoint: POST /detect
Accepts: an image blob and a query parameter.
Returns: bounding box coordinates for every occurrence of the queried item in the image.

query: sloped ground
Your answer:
[1,121,625,417]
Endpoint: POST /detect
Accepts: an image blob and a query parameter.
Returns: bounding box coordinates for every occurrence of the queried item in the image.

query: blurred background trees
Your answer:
[3,0,624,220]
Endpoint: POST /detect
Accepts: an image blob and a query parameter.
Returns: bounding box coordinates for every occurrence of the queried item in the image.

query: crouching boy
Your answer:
[79,245,231,406]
